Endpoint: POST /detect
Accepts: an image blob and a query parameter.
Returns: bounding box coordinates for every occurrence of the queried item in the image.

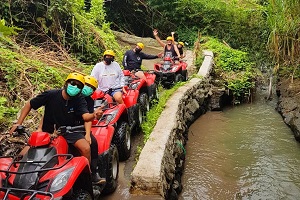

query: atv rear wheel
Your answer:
[182,70,188,81]
[138,93,150,116]
[102,144,119,194]
[113,121,131,161]
[152,83,159,102]
[134,104,143,133]
[73,189,92,200]
[175,74,184,83]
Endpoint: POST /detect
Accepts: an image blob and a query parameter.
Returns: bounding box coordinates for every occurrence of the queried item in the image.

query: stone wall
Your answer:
[113,31,162,48]
[130,51,214,199]
[276,79,300,142]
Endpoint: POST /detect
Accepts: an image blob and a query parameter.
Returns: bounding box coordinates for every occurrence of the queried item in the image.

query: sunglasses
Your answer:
[69,80,84,89]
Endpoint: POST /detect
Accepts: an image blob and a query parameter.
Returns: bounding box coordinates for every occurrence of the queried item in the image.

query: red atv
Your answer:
[0,123,119,200]
[92,87,142,161]
[123,70,159,116]
[154,56,188,88]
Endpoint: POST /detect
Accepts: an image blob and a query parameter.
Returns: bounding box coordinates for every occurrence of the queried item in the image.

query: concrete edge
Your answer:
[131,51,214,196]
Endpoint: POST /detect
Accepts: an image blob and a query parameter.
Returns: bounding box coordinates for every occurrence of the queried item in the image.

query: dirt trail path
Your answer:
[101,36,195,200]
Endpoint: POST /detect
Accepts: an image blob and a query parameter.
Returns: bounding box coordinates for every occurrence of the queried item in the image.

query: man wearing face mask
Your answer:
[9,73,103,170]
[33,75,104,185]
[122,43,162,79]
[91,50,125,104]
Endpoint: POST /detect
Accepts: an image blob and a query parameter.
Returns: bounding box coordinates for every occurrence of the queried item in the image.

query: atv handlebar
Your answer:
[105,87,123,93]
[12,125,30,139]
[94,103,117,111]
[57,125,85,135]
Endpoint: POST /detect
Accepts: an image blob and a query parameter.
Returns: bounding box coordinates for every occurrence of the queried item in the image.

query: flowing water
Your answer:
[179,91,300,200]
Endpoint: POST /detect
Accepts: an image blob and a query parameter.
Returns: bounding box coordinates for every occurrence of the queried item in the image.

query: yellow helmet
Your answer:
[136,42,144,49]
[84,75,98,89]
[178,42,184,46]
[66,72,85,85]
[166,36,173,41]
[103,50,115,57]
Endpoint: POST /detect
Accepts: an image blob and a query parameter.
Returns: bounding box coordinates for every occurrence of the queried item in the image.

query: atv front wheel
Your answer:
[113,121,131,161]
[102,144,119,194]
[133,104,143,133]
[182,70,188,81]
[151,83,159,103]
[175,74,184,83]
[73,189,92,200]
[138,93,150,116]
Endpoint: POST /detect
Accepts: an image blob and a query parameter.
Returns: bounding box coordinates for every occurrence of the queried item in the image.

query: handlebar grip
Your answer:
[67,125,85,131]
[59,125,85,134]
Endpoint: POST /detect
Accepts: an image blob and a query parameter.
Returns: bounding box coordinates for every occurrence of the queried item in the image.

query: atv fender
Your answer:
[123,89,139,106]
[145,73,156,87]
[134,79,146,91]
[154,63,161,71]
[91,125,115,154]
[181,61,188,70]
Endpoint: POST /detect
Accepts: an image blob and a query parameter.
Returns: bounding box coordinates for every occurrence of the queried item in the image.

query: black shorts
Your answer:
[63,131,85,144]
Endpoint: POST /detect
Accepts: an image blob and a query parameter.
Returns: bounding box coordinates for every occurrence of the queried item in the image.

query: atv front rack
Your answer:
[0,154,73,189]
[0,187,54,200]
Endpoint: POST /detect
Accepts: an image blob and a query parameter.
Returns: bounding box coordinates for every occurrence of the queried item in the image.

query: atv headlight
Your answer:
[50,167,74,193]
[105,109,119,124]
[163,64,170,70]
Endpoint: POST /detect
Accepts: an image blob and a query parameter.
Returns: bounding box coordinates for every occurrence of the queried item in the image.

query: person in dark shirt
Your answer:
[9,73,103,181]
[122,43,162,79]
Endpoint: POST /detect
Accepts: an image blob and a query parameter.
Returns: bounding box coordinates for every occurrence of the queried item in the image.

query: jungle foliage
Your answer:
[0,0,123,131]
[199,37,256,104]
[104,0,268,54]
[105,0,300,100]
[105,0,300,78]
[0,0,122,64]
[266,0,300,80]
[0,33,78,130]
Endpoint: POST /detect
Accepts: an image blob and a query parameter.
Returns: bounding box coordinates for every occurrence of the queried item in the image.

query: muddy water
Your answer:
[179,92,300,200]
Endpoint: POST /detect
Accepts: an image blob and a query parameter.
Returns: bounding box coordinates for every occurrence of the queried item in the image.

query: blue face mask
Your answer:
[66,84,81,97]
[82,85,94,97]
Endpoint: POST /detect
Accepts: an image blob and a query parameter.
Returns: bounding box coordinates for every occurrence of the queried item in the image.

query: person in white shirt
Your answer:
[91,50,125,104]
